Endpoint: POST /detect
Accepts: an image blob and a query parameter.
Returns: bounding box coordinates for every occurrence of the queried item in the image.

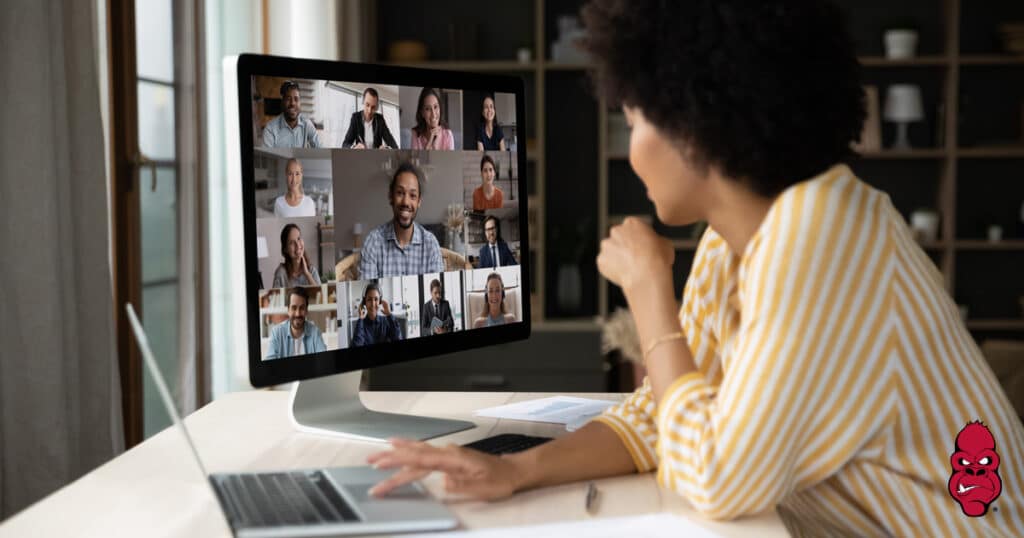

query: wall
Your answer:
[266,0,338,61]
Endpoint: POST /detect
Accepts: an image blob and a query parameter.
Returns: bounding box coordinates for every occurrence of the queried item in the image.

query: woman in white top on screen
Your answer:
[472,273,516,328]
[273,158,316,217]
[272,223,321,288]
[410,87,455,150]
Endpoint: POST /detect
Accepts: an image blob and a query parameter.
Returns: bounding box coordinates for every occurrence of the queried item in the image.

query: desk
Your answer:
[0,391,787,537]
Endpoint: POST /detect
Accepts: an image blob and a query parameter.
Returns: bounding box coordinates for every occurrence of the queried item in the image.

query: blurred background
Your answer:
[106,0,1024,445]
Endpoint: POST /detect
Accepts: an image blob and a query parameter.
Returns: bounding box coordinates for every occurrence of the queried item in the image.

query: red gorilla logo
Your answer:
[948,421,1002,517]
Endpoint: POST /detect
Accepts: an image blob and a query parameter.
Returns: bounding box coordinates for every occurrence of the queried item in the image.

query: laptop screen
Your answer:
[247,74,526,365]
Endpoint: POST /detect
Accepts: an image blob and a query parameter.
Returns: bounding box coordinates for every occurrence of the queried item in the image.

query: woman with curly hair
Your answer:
[367,2,1024,535]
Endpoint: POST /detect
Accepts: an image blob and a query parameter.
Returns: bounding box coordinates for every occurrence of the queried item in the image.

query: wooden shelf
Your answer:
[859,55,950,66]
[966,319,1024,330]
[541,61,593,71]
[919,241,948,250]
[955,240,1024,251]
[384,60,600,72]
[956,146,1024,158]
[386,60,536,72]
[858,148,948,159]
[959,55,1024,65]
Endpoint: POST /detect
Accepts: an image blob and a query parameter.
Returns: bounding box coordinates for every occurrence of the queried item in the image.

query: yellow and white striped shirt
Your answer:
[595,164,1024,536]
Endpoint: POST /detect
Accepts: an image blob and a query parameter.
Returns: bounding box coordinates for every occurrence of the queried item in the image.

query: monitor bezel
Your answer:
[237,53,532,388]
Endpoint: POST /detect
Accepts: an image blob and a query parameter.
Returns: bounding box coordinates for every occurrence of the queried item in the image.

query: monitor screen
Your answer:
[238,55,531,388]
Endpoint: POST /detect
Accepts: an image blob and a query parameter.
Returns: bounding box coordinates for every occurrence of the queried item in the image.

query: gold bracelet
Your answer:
[642,331,687,364]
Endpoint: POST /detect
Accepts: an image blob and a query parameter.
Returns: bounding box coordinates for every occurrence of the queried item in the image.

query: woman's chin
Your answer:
[654,205,698,227]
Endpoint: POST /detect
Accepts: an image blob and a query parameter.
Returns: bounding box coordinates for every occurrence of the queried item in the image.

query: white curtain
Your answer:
[0,0,123,518]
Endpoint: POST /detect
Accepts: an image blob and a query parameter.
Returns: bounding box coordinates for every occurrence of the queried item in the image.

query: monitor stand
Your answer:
[288,371,476,442]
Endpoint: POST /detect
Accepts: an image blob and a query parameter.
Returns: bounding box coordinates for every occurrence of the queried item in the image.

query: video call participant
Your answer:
[264,287,327,359]
[262,80,322,148]
[352,283,403,346]
[472,155,503,211]
[342,87,398,149]
[472,273,516,328]
[476,95,505,151]
[273,158,316,217]
[359,162,444,279]
[410,87,454,150]
[477,216,517,268]
[272,223,322,288]
[420,279,454,335]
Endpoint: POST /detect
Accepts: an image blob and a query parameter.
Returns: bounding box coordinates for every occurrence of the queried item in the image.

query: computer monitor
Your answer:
[236,54,531,442]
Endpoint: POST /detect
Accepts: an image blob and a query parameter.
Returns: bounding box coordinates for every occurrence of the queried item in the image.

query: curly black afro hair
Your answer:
[581,0,865,196]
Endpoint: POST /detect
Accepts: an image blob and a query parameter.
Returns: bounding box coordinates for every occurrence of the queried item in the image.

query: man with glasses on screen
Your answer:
[262,80,322,148]
[477,215,517,268]
[359,162,444,279]
[264,287,327,360]
[343,87,398,149]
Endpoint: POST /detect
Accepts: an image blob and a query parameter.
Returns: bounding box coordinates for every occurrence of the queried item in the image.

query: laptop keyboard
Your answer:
[463,434,553,455]
[215,471,360,528]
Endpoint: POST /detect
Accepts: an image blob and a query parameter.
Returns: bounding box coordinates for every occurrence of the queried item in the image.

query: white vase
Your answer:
[884,29,918,59]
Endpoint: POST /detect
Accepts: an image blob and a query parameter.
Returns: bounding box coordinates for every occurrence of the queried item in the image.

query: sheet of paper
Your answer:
[473,396,616,425]
[407,513,726,538]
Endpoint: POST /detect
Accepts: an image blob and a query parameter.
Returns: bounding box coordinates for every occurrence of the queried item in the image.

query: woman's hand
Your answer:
[381,299,391,317]
[298,255,313,280]
[429,126,442,148]
[597,217,674,294]
[367,439,523,501]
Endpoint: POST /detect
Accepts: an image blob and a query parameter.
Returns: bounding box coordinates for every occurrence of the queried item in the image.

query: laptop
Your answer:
[125,303,459,537]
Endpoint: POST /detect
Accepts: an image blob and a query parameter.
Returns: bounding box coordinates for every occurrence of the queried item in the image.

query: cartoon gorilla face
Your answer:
[948,422,1002,517]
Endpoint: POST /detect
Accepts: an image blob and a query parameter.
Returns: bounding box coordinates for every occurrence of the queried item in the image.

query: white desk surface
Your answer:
[0,391,787,537]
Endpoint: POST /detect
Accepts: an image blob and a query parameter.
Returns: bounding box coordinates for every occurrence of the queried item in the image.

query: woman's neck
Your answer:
[483,184,494,196]
[703,171,776,256]
[487,305,501,318]
[286,191,302,204]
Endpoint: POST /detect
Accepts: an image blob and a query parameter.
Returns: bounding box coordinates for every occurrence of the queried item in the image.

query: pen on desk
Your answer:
[585,481,599,515]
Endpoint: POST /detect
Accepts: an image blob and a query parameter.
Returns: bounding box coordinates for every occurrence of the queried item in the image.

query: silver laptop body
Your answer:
[125,304,458,537]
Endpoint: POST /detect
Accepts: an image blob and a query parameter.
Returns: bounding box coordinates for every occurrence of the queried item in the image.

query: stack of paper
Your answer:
[474,396,617,431]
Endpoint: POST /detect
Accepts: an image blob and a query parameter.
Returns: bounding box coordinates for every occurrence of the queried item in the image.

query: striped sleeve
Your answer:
[655,175,896,519]
[593,378,659,472]
[596,230,724,473]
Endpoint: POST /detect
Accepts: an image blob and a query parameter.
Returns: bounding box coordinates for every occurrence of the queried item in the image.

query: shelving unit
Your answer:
[372,0,1024,335]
